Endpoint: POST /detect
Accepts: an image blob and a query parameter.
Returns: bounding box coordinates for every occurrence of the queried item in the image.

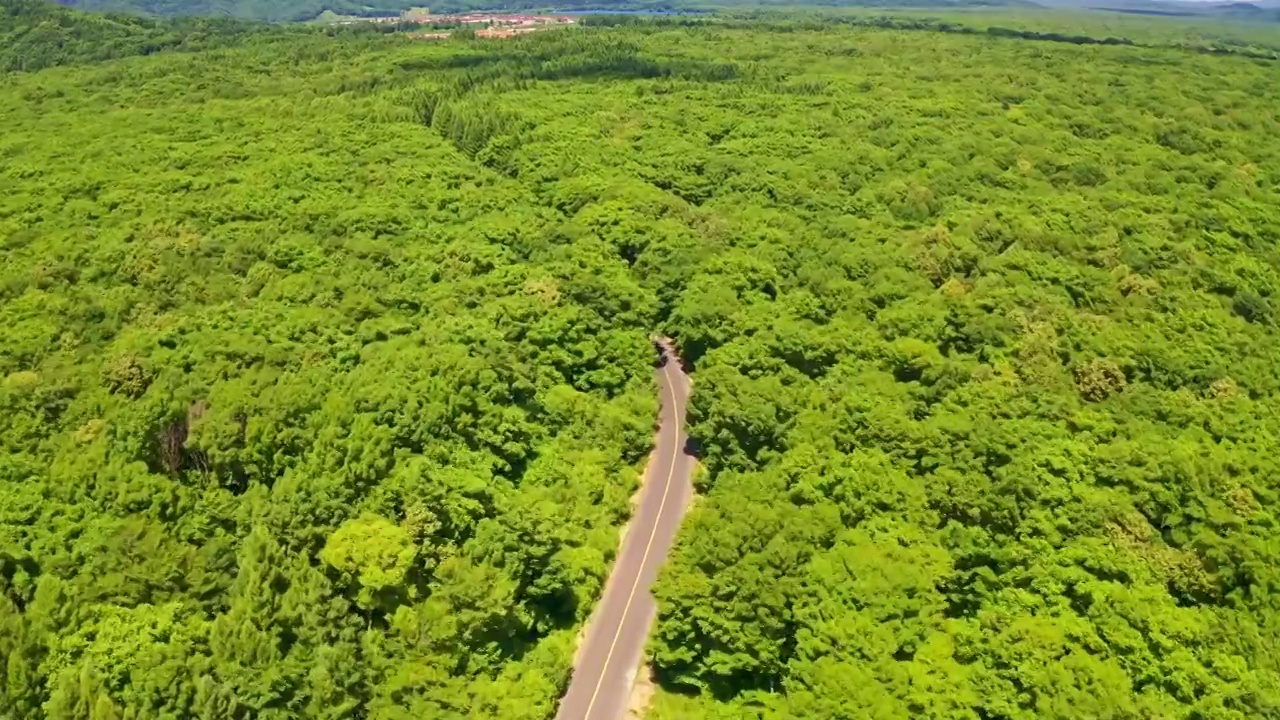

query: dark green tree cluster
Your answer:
[708,8,1280,59]
[0,0,285,72]
[4,10,1280,720]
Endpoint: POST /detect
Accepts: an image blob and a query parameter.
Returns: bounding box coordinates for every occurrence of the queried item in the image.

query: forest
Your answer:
[3,3,1280,719]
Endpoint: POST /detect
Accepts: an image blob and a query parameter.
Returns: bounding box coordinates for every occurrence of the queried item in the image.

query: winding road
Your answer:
[555,341,694,720]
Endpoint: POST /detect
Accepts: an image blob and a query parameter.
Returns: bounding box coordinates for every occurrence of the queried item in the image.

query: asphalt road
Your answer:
[555,341,694,720]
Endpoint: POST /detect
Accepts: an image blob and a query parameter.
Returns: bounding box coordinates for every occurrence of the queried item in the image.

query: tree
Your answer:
[320,515,418,615]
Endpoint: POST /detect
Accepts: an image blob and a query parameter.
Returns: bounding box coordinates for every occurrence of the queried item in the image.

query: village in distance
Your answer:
[315,6,580,39]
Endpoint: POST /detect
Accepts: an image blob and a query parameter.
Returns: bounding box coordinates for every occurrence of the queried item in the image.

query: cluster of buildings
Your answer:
[425,13,578,27]
[331,10,577,30]
[367,10,579,39]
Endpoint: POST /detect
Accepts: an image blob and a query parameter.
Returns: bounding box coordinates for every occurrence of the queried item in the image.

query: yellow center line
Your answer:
[580,363,683,720]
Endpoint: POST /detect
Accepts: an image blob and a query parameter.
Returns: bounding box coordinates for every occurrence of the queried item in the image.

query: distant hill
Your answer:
[1214,2,1280,20]
[51,0,334,22]
[1041,0,1280,20]
[2,0,268,71]
[1093,3,1280,21]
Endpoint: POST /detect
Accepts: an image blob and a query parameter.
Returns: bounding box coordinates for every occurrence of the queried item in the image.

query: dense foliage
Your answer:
[1,24,662,719]
[4,8,1280,720]
[629,22,1280,720]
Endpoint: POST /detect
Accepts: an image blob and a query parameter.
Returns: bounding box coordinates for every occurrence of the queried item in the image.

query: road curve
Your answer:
[555,340,694,720]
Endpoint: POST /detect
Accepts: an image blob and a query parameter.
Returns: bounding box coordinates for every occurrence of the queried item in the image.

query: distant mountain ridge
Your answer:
[1041,0,1280,18]
[49,0,383,22]
[33,0,1280,26]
